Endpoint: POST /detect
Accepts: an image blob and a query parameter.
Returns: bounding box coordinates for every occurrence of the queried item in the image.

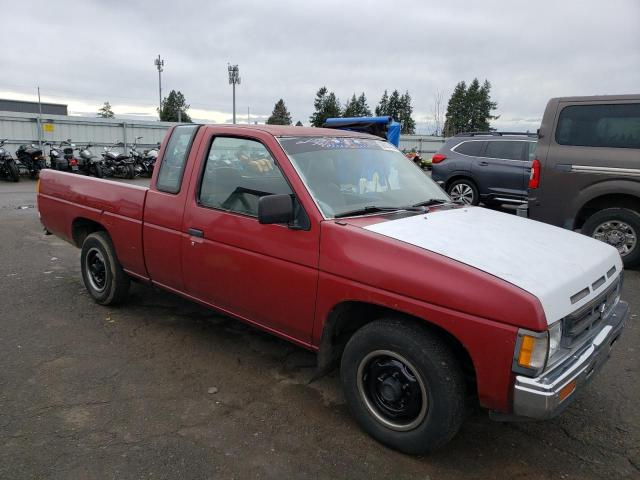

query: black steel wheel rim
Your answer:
[357,350,428,431]
[86,247,107,292]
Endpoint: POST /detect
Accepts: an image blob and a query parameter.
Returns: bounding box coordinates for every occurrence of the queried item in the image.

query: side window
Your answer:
[454,141,485,156]
[156,125,199,193]
[199,137,293,217]
[484,141,524,160]
[556,103,640,149]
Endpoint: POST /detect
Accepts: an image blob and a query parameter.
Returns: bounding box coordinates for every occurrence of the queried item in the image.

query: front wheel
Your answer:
[582,208,640,268]
[8,160,20,182]
[80,231,130,305]
[126,164,135,179]
[447,179,479,206]
[340,319,466,454]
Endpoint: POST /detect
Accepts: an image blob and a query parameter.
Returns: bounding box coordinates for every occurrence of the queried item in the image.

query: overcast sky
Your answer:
[2,0,639,133]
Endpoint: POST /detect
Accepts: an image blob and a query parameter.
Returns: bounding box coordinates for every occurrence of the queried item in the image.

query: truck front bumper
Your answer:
[512,300,628,419]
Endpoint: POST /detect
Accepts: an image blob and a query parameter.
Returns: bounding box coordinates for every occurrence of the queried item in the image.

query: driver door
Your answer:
[181,132,320,345]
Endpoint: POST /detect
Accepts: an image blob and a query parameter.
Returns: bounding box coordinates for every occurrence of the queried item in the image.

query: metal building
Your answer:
[0,99,68,116]
[0,111,176,156]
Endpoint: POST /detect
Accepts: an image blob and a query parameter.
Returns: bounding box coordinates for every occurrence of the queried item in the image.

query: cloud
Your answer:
[1,0,638,132]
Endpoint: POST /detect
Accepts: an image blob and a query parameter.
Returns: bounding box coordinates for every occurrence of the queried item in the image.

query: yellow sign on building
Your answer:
[42,123,54,132]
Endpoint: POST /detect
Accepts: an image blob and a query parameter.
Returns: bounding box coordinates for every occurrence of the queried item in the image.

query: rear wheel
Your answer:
[582,208,640,268]
[81,231,130,305]
[91,163,104,178]
[340,319,467,454]
[447,179,479,206]
[8,160,19,182]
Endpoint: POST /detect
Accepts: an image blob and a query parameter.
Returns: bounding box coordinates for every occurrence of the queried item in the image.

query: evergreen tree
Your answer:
[387,90,402,120]
[343,92,372,117]
[309,87,342,127]
[443,79,498,135]
[159,90,192,122]
[295,120,303,127]
[398,91,416,134]
[343,94,359,117]
[357,93,372,117]
[266,99,292,125]
[443,81,467,136]
[478,80,499,131]
[465,78,482,131]
[375,90,389,116]
[97,101,115,118]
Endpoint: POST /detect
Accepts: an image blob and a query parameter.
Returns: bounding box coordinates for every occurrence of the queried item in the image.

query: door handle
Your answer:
[479,161,489,166]
[188,228,204,238]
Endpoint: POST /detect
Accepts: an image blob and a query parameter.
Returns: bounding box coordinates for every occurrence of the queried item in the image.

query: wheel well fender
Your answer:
[575,192,640,229]
[71,217,107,247]
[316,301,477,389]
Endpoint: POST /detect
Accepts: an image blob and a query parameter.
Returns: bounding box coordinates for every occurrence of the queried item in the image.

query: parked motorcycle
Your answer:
[142,142,160,177]
[0,139,20,182]
[130,137,156,177]
[76,143,105,178]
[47,140,79,172]
[15,143,46,179]
[101,142,135,179]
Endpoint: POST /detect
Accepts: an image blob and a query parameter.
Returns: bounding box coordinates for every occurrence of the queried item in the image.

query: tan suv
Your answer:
[526,95,640,267]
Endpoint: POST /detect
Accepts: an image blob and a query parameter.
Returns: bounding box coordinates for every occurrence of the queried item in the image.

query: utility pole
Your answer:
[227,64,241,124]
[247,106,250,124]
[154,55,164,120]
[37,86,43,149]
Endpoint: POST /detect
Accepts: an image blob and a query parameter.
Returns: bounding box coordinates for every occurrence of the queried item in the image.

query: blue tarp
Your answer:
[323,116,401,147]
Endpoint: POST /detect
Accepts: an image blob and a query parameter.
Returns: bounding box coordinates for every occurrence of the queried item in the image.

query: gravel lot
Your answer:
[1,178,638,479]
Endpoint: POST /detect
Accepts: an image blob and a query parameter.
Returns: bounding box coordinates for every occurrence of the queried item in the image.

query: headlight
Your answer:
[513,322,565,377]
[548,321,562,359]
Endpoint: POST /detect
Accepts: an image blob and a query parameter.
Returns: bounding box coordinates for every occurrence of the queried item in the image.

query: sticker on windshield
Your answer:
[280,136,396,155]
[376,140,396,151]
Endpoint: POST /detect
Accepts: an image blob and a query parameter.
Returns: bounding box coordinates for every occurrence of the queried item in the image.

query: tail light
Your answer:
[529,159,541,189]
[70,158,78,166]
[432,153,447,164]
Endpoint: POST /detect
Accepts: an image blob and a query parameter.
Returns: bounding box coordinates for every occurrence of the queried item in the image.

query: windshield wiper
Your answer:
[411,198,452,207]
[334,205,427,218]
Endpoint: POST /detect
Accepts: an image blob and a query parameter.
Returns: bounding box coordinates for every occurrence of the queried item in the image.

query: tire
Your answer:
[80,231,130,305]
[582,208,640,268]
[8,160,20,182]
[92,164,104,178]
[340,318,467,454]
[447,179,479,206]
[126,164,135,179]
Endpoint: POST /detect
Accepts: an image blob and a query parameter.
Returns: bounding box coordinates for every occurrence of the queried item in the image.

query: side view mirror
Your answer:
[258,194,294,225]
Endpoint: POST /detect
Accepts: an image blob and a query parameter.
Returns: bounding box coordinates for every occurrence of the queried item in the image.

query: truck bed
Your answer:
[38,170,149,278]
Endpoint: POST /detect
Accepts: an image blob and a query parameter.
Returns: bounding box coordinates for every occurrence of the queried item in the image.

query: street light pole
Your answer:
[154,55,164,120]
[227,64,241,124]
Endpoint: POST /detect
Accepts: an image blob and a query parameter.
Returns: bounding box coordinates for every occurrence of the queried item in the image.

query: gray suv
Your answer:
[527,94,640,268]
[431,132,537,206]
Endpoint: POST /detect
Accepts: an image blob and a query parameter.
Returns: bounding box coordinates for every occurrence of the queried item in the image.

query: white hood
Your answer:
[364,207,622,325]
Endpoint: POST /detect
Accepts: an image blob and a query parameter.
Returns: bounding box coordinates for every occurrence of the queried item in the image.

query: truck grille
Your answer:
[562,276,622,348]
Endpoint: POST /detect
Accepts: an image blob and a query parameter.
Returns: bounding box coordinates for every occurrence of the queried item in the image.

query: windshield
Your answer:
[279,136,448,218]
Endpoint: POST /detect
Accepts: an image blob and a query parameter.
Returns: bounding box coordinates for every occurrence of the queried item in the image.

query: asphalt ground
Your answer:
[0,177,638,479]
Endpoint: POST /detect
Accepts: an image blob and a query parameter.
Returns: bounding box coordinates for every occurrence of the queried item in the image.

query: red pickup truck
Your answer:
[37,124,629,454]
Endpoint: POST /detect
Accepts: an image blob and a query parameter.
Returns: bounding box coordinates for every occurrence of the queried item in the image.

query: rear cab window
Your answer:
[556,103,640,149]
[156,125,199,193]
